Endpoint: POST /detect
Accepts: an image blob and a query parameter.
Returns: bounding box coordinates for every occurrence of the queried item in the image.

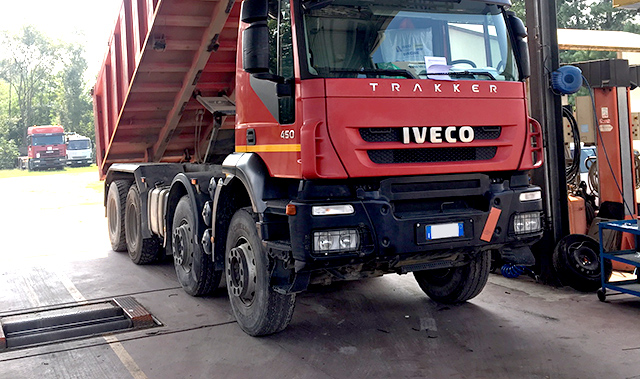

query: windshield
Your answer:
[302,0,519,81]
[68,139,92,150]
[31,134,65,146]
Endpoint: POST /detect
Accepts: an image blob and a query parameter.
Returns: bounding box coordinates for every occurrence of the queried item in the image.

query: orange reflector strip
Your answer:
[481,207,502,242]
[286,204,297,216]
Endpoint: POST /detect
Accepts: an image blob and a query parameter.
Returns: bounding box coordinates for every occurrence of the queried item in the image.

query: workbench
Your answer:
[597,220,640,301]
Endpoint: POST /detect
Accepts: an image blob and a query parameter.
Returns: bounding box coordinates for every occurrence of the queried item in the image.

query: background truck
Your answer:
[94,0,544,336]
[18,125,66,171]
[66,133,93,167]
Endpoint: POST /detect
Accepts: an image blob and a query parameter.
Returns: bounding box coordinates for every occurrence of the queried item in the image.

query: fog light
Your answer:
[313,229,360,253]
[519,191,541,202]
[513,212,541,234]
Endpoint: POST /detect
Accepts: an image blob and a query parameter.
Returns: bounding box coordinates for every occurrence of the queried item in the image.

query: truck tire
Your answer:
[107,180,130,252]
[553,234,612,292]
[125,185,160,264]
[172,196,220,296]
[414,250,491,304]
[225,208,296,336]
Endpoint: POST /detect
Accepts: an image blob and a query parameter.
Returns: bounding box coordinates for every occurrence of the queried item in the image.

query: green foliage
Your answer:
[0,137,18,169]
[510,0,640,64]
[0,26,94,152]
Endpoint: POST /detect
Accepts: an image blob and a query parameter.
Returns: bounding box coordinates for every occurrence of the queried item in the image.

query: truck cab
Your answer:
[26,125,66,170]
[66,134,93,167]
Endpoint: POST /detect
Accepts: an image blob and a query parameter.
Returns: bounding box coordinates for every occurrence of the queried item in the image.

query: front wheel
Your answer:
[414,250,491,304]
[225,208,296,336]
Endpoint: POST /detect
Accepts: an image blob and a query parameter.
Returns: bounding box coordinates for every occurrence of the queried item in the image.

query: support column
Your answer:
[525,0,569,284]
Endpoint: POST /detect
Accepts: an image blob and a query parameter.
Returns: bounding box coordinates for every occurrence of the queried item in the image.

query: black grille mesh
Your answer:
[368,147,497,164]
[359,127,501,142]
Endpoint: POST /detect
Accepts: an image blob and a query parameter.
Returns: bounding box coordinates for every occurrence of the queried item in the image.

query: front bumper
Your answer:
[288,172,543,273]
[31,157,66,169]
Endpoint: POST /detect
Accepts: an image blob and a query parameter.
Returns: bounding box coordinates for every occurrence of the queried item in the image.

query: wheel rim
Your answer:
[422,268,456,286]
[568,241,599,276]
[227,237,257,305]
[173,220,193,272]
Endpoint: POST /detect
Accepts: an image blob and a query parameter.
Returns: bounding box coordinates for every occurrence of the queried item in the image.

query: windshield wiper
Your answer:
[328,68,417,79]
[442,70,497,80]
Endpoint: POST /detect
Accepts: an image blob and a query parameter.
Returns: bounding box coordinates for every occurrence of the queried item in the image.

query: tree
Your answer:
[510,0,638,64]
[56,43,94,140]
[0,26,60,146]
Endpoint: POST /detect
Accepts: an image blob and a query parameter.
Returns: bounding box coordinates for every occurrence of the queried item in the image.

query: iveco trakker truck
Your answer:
[94,0,544,336]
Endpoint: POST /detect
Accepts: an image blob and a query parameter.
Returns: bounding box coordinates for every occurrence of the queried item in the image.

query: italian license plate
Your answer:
[425,222,464,240]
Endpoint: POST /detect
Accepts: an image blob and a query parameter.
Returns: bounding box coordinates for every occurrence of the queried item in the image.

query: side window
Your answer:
[268,0,295,124]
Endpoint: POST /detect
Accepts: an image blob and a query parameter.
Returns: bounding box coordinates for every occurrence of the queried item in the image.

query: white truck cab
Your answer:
[66,134,93,167]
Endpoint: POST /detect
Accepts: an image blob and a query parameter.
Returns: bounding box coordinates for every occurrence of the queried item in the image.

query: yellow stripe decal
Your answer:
[236,144,301,153]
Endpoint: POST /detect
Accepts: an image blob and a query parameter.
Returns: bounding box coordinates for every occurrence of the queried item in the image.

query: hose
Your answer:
[562,106,581,185]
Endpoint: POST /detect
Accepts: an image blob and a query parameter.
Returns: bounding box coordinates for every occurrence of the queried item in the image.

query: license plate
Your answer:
[425,222,464,240]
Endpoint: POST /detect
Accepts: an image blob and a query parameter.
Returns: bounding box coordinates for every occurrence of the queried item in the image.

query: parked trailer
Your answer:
[94,0,545,335]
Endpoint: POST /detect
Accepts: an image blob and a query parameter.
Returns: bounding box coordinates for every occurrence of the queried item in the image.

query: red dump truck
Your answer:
[94,0,544,335]
[18,125,66,170]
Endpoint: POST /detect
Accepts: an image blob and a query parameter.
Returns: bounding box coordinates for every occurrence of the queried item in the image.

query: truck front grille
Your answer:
[367,147,497,164]
[359,126,501,143]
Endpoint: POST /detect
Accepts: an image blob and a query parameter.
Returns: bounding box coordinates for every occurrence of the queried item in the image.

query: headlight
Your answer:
[36,153,40,158]
[513,212,542,234]
[519,191,541,202]
[313,229,360,254]
[312,204,355,216]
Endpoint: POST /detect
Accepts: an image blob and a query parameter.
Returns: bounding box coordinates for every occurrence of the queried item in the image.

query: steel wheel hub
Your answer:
[569,242,599,275]
[173,223,193,271]
[227,241,257,304]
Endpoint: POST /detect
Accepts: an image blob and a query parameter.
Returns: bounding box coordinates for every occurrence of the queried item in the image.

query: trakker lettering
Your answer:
[369,82,498,94]
[402,126,475,144]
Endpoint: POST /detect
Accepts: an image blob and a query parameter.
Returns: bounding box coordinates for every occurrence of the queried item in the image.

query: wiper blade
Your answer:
[329,68,417,79]
[447,70,496,80]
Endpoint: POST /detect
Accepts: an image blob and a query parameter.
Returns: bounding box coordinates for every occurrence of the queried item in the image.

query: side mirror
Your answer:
[242,22,270,73]
[506,12,530,80]
[241,0,270,74]
[241,0,268,23]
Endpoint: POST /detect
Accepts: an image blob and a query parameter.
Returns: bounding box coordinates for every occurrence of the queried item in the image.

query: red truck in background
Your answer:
[94,0,544,336]
[18,125,66,171]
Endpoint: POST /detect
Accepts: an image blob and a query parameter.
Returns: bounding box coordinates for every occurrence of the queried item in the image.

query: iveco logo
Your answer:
[402,126,474,144]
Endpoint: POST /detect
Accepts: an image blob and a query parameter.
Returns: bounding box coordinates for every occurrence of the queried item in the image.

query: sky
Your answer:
[0,0,125,80]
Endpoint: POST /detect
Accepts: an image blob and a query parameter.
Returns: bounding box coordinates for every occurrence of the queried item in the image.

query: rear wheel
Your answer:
[107,180,130,252]
[225,208,296,336]
[172,196,220,296]
[125,185,160,264]
[414,250,491,304]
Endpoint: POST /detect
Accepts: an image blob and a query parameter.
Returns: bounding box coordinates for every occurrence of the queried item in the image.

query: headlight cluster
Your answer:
[313,230,360,254]
[513,212,542,234]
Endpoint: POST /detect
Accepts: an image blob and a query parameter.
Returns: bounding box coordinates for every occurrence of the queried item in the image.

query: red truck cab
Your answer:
[26,125,66,170]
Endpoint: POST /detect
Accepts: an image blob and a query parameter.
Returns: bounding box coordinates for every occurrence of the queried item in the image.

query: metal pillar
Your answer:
[525,0,569,284]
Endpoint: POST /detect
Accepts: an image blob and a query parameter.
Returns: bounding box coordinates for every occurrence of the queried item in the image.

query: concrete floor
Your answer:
[1,170,639,379]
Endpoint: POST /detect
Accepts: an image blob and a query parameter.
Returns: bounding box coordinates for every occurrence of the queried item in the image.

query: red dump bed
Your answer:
[93,0,240,177]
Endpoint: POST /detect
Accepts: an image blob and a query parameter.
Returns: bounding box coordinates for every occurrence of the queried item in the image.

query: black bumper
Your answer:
[288,172,543,273]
